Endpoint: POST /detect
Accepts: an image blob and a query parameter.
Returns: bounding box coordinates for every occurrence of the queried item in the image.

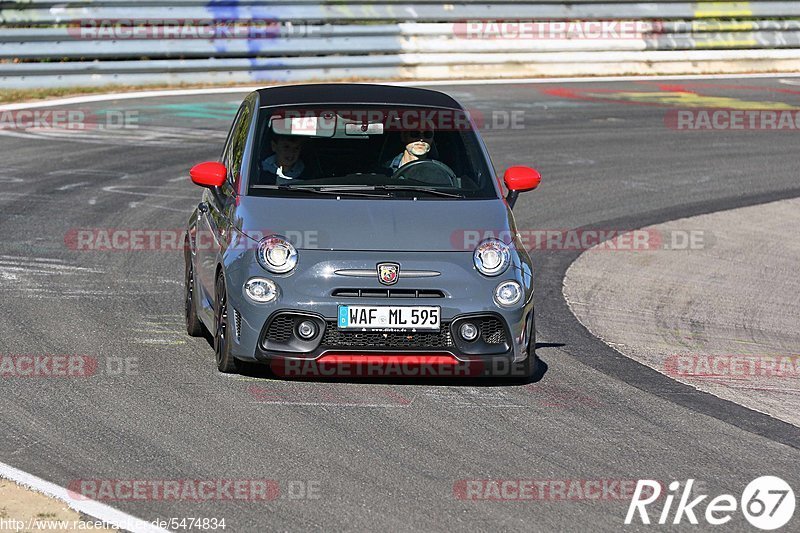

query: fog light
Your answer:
[244,278,278,303]
[459,322,479,342]
[297,320,317,340]
[494,281,522,307]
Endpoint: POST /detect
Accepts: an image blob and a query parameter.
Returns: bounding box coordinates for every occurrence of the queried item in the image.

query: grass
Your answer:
[0,82,262,104]
[0,85,131,104]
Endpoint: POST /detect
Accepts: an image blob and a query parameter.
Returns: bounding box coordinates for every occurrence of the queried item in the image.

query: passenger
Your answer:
[262,135,308,185]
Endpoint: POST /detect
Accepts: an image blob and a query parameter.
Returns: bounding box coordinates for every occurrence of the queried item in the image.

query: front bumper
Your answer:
[224,249,535,367]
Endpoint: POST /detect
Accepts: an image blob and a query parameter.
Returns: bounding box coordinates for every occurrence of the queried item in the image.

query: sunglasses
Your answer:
[404,130,434,140]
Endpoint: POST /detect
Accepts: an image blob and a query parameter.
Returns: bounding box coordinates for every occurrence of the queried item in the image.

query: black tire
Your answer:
[184,249,204,337]
[214,273,239,374]
[521,354,537,378]
[510,313,537,383]
[521,319,538,378]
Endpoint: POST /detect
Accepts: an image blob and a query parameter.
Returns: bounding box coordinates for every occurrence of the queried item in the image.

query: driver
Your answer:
[262,135,309,185]
[385,129,435,172]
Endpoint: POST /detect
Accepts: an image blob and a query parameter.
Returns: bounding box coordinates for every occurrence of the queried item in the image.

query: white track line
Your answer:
[0,87,262,111]
[0,461,168,533]
[2,72,800,111]
[56,181,90,191]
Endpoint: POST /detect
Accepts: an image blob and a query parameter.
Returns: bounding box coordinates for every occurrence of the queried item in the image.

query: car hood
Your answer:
[234,196,514,252]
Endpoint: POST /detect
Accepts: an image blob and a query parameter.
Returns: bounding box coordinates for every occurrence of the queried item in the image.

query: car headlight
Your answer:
[473,239,510,276]
[494,280,522,307]
[257,236,298,274]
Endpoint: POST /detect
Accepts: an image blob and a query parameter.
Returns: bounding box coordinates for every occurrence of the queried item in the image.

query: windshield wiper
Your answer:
[251,185,389,198]
[319,185,465,198]
[380,186,465,198]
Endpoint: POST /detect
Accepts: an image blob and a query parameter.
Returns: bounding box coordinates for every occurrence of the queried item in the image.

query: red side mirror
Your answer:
[190,162,227,188]
[503,166,541,209]
[503,166,542,192]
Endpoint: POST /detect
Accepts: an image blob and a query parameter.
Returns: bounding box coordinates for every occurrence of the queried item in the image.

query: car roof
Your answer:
[256,83,463,110]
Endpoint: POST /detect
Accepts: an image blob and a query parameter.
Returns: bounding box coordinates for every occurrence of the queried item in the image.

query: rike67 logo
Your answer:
[626,477,795,530]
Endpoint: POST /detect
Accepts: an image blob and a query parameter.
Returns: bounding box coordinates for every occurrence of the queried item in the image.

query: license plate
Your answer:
[338,305,440,331]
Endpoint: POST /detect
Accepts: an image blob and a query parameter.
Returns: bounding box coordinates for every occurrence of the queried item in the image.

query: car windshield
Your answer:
[247,105,498,199]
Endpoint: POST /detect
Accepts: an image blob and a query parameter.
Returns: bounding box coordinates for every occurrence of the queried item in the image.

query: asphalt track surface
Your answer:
[1,78,799,532]
[564,197,800,428]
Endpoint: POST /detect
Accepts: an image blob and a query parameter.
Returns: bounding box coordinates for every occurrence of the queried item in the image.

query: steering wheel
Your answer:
[391,159,458,187]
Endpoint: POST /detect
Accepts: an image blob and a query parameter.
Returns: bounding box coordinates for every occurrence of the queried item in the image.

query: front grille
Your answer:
[481,317,506,345]
[266,315,294,343]
[321,321,453,349]
[332,288,445,299]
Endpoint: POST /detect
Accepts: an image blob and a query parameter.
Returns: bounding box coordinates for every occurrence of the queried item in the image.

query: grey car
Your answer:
[184,84,542,379]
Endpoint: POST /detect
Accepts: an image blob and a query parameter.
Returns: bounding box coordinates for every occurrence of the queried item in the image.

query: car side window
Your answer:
[225,102,253,185]
[221,106,244,165]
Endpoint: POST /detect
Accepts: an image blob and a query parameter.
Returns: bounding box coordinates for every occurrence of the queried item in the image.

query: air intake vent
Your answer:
[480,317,506,345]
[266,315,294,343]
[233,308,242,341]
[321,321,453,349]
[332,288,445,299]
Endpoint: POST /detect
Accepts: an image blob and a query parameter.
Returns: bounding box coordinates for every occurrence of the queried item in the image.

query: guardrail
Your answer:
[1,1,799,88]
